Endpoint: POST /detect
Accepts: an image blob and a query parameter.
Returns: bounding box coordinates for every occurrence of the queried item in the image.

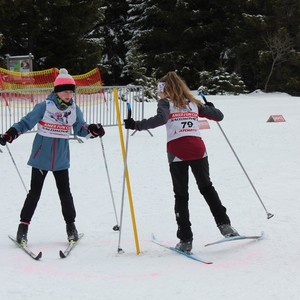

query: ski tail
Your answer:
[205,231,264,247]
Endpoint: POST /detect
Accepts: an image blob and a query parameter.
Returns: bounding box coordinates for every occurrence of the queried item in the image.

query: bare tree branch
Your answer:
[263,28,294,92]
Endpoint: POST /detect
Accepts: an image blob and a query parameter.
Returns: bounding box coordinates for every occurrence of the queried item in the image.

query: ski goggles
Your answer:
[157,82,165,93]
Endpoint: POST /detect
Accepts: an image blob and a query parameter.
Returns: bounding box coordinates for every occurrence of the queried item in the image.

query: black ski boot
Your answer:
[66,222,78,242]
[218,224,239,237]
[16,223,28,244]
[175,239,193,253]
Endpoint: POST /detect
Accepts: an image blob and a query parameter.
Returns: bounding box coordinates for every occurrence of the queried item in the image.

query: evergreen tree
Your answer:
[199,68,247,95]
[0,0,44,58]
[124,0,212,88]
[227,0,270,90]
[0,0,299,94]
[0,0,104,73]
[124,0,255,89]
[36,0,105,73]
[94,0,129,85]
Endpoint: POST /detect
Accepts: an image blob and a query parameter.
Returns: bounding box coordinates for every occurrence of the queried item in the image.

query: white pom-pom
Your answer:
[59,68,68,75]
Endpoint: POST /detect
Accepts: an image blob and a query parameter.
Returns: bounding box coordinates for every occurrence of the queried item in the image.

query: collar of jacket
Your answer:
[49,92,73,110]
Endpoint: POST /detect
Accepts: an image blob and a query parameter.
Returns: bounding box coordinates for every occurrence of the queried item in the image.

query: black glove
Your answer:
[205,101,215,107]
[0,127,18,146]
[88,123,105,138]
[124,118,136,130]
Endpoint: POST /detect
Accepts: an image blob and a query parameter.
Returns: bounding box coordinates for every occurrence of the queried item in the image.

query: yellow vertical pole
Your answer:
[113,88,140,255]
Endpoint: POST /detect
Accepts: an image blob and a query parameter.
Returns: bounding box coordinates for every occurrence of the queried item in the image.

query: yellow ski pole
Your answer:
[113,88,140,255]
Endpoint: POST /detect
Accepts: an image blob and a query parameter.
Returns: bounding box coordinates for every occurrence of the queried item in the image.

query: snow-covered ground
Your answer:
[1,91,299,300]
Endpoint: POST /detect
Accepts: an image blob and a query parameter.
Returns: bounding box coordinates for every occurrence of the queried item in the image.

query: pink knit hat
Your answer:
[54,68,76,93]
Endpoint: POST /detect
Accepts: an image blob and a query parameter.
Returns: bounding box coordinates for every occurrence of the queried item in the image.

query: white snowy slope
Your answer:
[0,91,299,300]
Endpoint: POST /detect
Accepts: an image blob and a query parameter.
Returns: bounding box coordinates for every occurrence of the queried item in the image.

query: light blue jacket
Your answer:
[12,92,90,171]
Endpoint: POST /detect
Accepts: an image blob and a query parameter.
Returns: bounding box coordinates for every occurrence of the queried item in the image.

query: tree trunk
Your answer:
[264,59,276,92]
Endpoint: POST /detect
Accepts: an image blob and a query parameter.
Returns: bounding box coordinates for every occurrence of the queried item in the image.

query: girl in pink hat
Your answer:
[0,68,105,245]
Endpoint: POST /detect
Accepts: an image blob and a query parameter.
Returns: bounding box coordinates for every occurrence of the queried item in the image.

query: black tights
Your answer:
[20,168,76,224]
[169,157,230,241]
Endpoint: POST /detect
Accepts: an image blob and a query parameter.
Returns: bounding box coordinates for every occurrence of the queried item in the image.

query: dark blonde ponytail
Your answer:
[159,72,203,108]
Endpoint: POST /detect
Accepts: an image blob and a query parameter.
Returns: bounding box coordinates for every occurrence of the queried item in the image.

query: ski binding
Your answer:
[59,233,84,258]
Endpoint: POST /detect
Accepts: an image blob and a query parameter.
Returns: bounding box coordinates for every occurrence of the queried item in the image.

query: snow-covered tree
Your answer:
[199,68,247,95]
[94,0,130,85]
[0,0,104,73]
[124,0,209,88]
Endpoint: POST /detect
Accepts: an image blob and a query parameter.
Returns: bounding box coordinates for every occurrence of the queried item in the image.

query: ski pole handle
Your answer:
[127,102,132,119]
[200,92,208,104]
[200,92,216,107]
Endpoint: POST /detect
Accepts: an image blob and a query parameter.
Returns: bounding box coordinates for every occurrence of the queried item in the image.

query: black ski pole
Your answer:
[99,137,120,231]
[86,130,120,231]
[200,92,274,219]
[6,144,28,194]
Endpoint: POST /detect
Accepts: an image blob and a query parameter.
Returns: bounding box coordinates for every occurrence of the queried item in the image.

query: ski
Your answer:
[8,235,42,260]
[59,233,84,258]
[151,234,212,264]
[205,231,264,247]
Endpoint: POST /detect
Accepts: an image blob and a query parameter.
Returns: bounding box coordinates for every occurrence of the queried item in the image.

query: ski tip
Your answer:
[35,252,42,260]
[59,250,66,259]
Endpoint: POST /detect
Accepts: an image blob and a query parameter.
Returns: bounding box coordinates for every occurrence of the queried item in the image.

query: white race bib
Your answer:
[166,101,201,142]
[37,100,76,139]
